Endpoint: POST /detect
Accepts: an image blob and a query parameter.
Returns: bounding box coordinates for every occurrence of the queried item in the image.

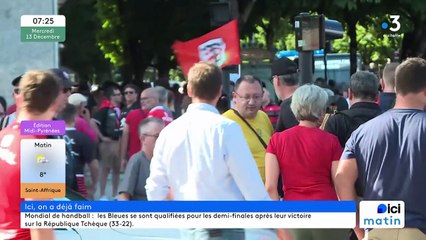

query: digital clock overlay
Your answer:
[21,15,66,42]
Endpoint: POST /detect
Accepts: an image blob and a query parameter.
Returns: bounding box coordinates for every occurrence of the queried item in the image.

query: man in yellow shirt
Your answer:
[223,75,274,182]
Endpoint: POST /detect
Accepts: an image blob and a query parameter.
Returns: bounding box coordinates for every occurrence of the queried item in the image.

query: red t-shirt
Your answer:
[125,109,146,159]
[266,126,342,200]
[148,106,173,125]
[0,122,44,240]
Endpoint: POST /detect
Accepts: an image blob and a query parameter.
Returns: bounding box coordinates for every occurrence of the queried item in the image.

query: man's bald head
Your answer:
[140,88,160,111]
[143,88,159,98]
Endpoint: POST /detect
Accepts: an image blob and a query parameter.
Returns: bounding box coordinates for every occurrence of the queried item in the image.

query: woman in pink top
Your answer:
[265,84,347,240]
[69,93,97,142]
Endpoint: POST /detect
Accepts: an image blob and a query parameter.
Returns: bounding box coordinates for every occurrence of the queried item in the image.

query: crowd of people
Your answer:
[0,56,425,240]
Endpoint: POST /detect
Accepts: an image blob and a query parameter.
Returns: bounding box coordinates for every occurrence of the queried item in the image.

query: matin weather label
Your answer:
[20,139,66,198]
[21,15,66,42]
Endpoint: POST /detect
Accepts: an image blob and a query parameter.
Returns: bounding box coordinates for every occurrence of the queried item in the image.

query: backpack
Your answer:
[320,104,338,130]
[320,94,349,130]
[320,104,361,131]
[100,107,121,140]
[321,107,376,149]
[337,111,363,135]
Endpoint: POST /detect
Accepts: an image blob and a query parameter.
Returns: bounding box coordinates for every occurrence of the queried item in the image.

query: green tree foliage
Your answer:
[240,17,295,52]
[60,0,111,83]
[243,0,410,69]
[96,0,123,66]
[91,0,425,85]
[96,0,213,85]
[241,0,313,52]
[333,18,402,65]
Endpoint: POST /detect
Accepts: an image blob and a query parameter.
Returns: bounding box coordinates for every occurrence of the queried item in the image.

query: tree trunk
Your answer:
[117,0,134,85]
[120,64,132,85]
[229,0,239,20]
[157,66,170,88]
[156,55,174,88]
[400,19,426,60]
[135,49,152,87]
[126,40,140,82]
[120,38,136,85]
[238,0,255,30]
[346,16,358,75]
[137,64,147,86]
[400,32,415,61]
[265,16,279,52]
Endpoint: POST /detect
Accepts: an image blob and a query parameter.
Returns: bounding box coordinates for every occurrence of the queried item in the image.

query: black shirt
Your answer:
[324,102,382,147]
[64,129,95,174]
[121,102,141,131]
[93,107,121,140]
[275,97,299,132]
[121,102,141,121]
[379,92,396,112]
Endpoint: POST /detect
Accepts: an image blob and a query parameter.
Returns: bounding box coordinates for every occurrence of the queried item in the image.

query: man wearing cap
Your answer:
[271,57,300,132]
[48,68,74,113]
[270,58,299,199]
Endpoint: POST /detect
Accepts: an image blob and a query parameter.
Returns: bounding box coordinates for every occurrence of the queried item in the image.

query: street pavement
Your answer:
[92,171,125,200]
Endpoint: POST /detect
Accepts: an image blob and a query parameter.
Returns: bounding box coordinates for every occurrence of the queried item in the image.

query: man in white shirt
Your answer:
[146,62,270,239]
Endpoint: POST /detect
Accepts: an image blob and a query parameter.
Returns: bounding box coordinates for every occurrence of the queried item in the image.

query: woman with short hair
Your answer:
[265,84,347,240]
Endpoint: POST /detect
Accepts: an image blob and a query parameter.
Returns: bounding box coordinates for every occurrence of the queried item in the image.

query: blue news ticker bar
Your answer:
[21,201,356,213]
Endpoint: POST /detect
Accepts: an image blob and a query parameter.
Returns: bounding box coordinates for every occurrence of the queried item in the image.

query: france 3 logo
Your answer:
[360,201,405,228]
[381,15,401,32]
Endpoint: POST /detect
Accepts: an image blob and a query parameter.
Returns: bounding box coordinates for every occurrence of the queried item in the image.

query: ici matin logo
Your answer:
[360,201,405,228]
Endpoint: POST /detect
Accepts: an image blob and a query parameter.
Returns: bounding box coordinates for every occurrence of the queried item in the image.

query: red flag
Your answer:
[172,20,240,76]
